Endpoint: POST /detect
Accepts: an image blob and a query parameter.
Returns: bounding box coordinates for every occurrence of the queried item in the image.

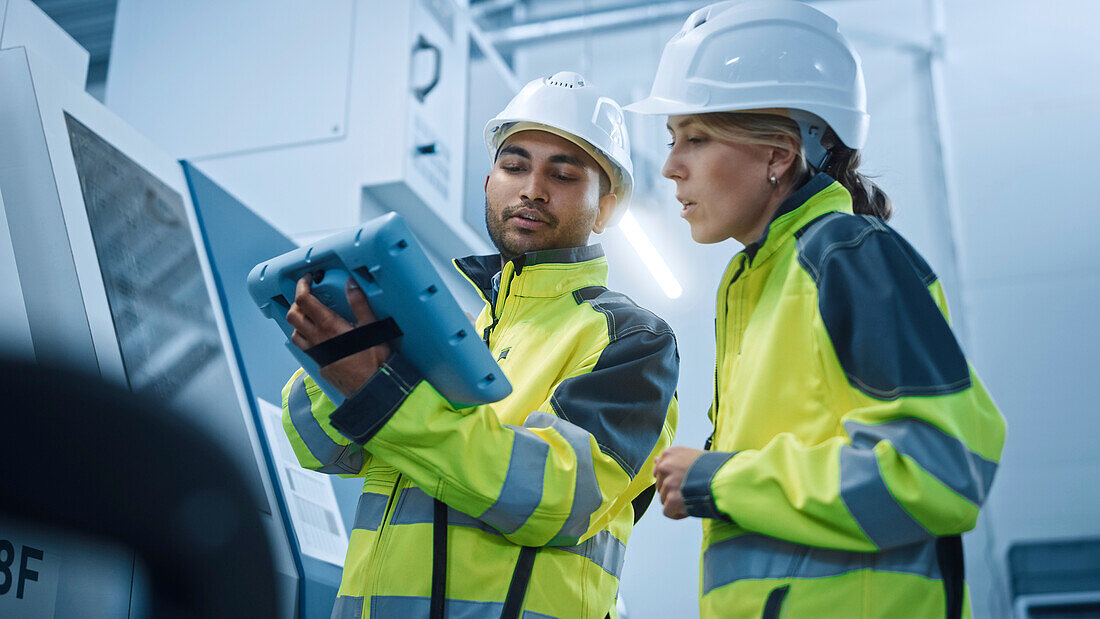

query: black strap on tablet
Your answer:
[500,545,538,619]
[430,499,448,619]
[303,317,402,367]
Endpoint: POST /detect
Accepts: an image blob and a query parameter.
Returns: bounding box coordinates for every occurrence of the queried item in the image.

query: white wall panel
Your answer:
[107,0,354,159]
[0,0,88,86]
[941,1,1100,611]
[944,2,1100,116]
[949,101,1099,284]
[967,273,1100,542]
[188,138,357,240]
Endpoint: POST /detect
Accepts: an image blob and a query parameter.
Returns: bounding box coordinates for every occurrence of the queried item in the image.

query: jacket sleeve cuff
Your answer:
[329,353,424,444]
[681,451,736,520]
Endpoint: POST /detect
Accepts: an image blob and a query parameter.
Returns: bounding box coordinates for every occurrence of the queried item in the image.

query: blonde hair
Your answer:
[688,111,809,183]
[686,112,893,221]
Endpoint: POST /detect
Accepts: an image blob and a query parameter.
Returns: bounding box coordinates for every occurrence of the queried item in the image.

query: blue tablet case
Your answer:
[247,212,511,408]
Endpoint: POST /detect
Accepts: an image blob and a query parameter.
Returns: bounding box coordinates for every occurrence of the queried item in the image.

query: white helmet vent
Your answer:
[546,71,585,89]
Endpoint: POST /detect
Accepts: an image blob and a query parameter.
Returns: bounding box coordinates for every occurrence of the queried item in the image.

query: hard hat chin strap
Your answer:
[788,109,831,172]
[813,125,852,176]
[804,134,831,173]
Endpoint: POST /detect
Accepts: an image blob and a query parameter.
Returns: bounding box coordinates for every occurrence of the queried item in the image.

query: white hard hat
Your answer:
[625,0,869,168]
[485,71,634,225]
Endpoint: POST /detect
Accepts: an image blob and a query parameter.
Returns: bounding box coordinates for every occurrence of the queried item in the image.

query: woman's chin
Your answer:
[688,224,724,245]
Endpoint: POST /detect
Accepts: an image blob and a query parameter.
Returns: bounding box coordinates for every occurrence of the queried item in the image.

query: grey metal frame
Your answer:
[0,41,298,618]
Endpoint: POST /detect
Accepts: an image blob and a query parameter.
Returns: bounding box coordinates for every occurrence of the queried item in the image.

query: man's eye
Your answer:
[555,174,576,182]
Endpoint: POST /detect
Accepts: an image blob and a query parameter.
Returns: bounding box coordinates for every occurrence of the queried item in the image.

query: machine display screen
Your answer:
[65,113,269,513]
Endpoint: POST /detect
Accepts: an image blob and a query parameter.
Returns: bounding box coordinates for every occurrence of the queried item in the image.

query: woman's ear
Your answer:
[768,138,799,181]
[592,192,618,234]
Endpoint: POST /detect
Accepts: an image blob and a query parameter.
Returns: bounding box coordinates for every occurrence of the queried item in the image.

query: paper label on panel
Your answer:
[257,398,349,566]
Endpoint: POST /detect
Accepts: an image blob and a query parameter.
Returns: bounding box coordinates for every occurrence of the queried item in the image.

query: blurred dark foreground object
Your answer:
[0,359,276,618]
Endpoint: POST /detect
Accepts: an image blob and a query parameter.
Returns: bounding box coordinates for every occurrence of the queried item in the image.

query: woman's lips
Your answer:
[680,202,697,219]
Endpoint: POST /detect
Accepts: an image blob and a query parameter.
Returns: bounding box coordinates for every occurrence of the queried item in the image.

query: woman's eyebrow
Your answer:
[667,118,696,133]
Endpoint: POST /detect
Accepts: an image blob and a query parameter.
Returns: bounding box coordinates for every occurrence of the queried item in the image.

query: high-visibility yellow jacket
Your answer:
[680,174,1006,618]
[282,245,679,619]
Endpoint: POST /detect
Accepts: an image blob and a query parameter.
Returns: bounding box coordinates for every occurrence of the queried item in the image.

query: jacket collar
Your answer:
[743,172,853,266]
[453,244,609,303]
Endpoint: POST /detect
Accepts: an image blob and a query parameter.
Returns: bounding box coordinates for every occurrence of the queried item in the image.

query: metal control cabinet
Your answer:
[106,0,486,261]
[357,0,473,252]
[0,1,299,615]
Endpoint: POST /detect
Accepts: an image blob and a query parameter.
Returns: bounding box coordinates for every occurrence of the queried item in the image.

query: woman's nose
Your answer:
[662,154,684,181]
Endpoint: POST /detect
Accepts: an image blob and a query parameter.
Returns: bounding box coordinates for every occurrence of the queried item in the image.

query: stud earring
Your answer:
[769,175,778,186]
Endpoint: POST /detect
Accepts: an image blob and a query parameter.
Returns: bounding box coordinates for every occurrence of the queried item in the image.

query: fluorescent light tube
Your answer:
[620,212,682,299]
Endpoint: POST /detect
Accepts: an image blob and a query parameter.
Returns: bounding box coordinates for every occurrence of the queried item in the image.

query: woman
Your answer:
[625,1,1005,617]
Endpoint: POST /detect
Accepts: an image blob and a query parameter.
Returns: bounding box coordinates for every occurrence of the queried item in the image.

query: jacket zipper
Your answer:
[483,263,517,348]
[368,473,404,597]
[482,320,500,345]
[710,256,747,448]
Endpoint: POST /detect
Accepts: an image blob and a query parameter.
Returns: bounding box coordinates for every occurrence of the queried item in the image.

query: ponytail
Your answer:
[820,131,893,221]
[690,112,893,221]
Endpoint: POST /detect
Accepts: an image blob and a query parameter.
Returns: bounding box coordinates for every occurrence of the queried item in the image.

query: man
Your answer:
[281,72,679,619]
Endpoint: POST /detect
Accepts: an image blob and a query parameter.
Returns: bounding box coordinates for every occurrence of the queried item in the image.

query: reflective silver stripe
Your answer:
[315,447,364,475]
[386,412,604,543]
[524,411,603,545]
[370,595,557,618]
[388,486,435,525]
[448,508,501,534]
[555,530,626,579]
[839,446,931,548]
[330,595,363,619]
[702,534,941,596]
[390,487,623,577]
[352,492,388,532]
[390,487,501,534]
[287,373,363,474]
[479,427,550,533]
[844,419,998,506]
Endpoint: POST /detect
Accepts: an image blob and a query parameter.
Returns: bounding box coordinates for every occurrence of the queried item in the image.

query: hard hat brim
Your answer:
[625,97,869,151]
[622,96,695,116]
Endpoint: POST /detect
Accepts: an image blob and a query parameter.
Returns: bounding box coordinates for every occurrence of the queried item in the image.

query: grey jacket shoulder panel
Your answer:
[795,213,970,400]
[550,286,679,477]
